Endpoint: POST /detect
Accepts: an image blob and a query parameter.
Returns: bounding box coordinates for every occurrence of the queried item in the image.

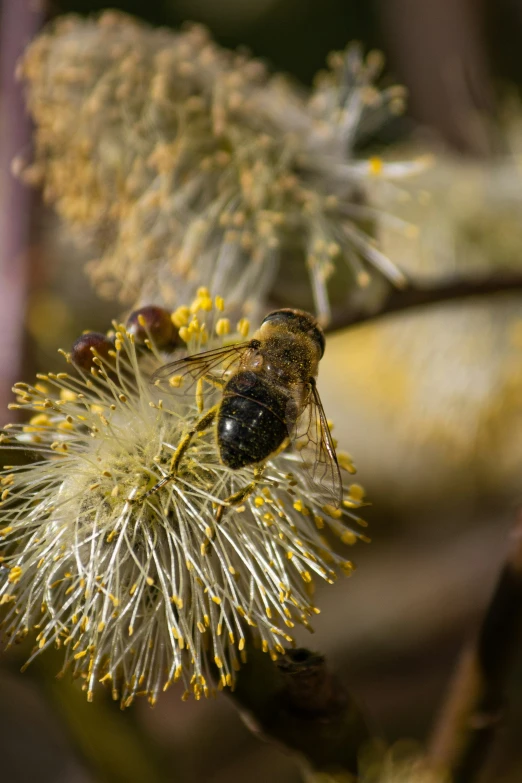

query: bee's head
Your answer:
[260,309,325,358]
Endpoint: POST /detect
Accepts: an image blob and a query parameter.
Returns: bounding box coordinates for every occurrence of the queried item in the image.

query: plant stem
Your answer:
[327,274,522,332]
[429,514,522,782]
[227,644,372,779]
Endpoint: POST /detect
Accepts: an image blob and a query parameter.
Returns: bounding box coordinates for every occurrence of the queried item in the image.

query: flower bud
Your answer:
[126,305,177,348]
[71,332,113,371]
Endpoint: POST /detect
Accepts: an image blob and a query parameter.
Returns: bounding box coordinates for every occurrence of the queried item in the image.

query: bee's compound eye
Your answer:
[261,309,325,358]
[312,325,325,359]
[261,309,293,328]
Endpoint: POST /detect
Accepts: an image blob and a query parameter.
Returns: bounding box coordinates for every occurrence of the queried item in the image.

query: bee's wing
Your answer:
[290,379,343,509]
[151,341,252,393]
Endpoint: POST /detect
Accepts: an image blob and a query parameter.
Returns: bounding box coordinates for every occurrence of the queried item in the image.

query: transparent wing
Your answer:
[151,342,252,394]
[291,379,343,509]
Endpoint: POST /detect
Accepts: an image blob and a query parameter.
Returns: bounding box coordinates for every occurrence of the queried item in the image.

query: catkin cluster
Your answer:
[0,294,366,705]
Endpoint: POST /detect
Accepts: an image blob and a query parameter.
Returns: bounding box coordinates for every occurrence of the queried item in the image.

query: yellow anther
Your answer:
[8,566,22,584]
[168,375,184,388]
[322,504,342,519]
[237,318,250,338]
[215,318,231,337]
[190,294,212,313]
[171,306,190,328]
[369,156,383,175]
[29,414,51,427]
[341,531,357,545]
[215,296,225,311]
[348,483,365,502]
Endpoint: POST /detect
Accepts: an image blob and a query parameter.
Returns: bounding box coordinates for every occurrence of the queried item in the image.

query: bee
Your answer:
[146,308,342,510]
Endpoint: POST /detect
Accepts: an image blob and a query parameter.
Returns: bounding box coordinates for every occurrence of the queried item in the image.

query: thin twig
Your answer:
[429,513,522,782]
[227,644,372,778]
[327,273,522,332]
[0,1,44,423]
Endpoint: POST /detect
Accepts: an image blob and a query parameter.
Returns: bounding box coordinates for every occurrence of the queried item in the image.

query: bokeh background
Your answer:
[2,0,522,780]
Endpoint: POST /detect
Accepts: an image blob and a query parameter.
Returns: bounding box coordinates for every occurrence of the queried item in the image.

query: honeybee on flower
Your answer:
[16,11,428,324]
[0,291,367,707]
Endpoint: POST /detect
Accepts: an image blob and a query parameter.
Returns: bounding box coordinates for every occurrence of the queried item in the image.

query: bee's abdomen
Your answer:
[217,371,288,469]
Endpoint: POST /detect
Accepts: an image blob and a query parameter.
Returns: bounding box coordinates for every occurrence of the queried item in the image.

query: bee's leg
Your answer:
[137,405,219,501]
[215,465,264,523]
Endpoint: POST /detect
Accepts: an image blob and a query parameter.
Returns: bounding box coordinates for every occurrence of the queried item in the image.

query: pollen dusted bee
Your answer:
[147,308,342,512]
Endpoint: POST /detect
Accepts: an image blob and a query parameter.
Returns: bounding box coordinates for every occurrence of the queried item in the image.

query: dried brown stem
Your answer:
[429,515,522,782]
[227,645,372,779]
[327,274,522,332]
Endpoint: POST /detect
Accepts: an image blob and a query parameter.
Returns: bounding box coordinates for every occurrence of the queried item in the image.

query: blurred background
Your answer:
[3,0,522,781]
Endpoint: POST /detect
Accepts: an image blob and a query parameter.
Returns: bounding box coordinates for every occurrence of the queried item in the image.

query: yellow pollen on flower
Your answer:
[214,296,225,311]
[369,156,384,175]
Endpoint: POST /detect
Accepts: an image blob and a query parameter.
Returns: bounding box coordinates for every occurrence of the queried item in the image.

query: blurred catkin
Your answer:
[16,10,426,324]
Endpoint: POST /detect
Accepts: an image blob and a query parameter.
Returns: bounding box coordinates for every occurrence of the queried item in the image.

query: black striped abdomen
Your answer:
[217,371,288,469]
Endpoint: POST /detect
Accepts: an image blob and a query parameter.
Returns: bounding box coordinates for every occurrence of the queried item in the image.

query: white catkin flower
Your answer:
[0,293,367,707]
[16,11,428,324]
